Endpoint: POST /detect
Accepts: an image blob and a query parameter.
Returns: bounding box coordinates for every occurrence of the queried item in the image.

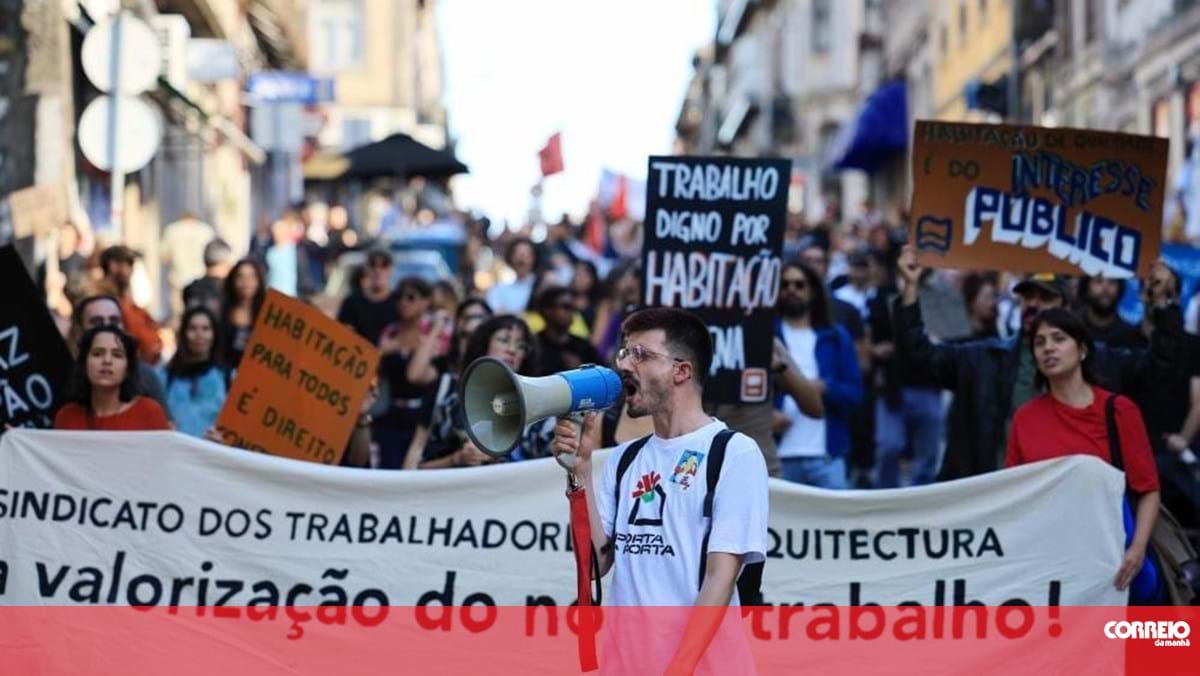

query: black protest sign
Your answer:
[642,156,788,404]
[0,245,73,430]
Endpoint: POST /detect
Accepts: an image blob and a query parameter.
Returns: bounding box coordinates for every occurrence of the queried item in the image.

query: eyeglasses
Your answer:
[399,293,422,302]
[616,344,684,366]
[461,313,490,323]
[368,259,391,270]
[781,279,807,291]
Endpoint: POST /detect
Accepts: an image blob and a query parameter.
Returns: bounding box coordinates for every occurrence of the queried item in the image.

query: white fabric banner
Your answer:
[0,430,1127,611]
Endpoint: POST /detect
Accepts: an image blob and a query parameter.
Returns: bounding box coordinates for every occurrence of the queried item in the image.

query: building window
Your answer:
[979,0,987,18]
[812,0,832,55]
[940,24,948,55]
[959,1,968,42]
[309,0,364,73]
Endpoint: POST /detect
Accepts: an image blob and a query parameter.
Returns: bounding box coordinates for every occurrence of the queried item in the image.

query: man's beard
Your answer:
[779,299,809,319]
[625,376,668,418]
[1087,297,1116,318]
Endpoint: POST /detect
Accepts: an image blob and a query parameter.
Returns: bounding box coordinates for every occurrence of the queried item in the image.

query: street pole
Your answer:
[107,11,124,240]
[1008,0,1021,123]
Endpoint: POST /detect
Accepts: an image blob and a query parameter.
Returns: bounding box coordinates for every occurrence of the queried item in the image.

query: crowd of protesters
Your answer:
[27,195,1200,601]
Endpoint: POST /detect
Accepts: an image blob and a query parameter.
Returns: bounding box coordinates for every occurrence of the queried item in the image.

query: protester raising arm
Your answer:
[406,311,452,387]
[891,246,981,389]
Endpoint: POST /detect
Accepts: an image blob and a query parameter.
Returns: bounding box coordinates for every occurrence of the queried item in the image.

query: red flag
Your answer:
[584,200,606,254]
[608,174,627,220]
[538,132,564,176]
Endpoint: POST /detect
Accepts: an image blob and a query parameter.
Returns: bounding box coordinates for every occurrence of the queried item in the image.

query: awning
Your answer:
[341,133,469,180]
[827,81,908,173]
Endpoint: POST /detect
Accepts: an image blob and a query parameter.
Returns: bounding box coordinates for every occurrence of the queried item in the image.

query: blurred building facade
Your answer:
[675,0,1200,241]
[675,0,876,223]
[307,0,447,152]
[1,0,309,316]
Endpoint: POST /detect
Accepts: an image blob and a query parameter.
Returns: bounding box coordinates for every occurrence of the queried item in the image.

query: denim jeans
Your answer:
[873,387,946,488]
[781,456,848,490]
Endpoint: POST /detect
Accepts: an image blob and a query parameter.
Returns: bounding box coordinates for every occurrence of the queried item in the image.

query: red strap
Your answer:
[567,486,599,672]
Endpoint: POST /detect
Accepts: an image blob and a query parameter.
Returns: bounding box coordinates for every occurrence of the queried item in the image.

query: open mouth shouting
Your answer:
[623,376,640,402]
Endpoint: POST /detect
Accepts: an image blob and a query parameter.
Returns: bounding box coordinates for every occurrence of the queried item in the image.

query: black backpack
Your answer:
[612,428,765,605]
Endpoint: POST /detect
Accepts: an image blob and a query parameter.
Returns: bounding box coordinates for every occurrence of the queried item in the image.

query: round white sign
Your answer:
[82,12,162,95]
[77,95,163,173]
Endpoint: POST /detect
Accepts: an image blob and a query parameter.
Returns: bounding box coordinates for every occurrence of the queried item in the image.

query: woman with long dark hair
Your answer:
[54,326,170,430]
[220,258,266,369]
[413,315,548,468]
[161,306,229,437]
[1006,308,1161,601]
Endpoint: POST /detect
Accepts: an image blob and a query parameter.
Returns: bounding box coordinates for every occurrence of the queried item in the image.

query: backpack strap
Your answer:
[610,435,653,551]
[1105,394,1125,472]
[697,429,736,589]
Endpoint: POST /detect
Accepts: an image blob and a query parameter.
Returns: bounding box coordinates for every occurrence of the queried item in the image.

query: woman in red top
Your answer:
[1006,308,1159,593]
[54,326,170,431]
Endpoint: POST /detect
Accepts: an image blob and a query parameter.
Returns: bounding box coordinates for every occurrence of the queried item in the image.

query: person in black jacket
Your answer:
[892,245,1184,481]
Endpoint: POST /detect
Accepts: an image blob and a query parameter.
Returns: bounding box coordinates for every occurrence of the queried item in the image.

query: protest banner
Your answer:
[6,185,66,240]
[0,246,73,431]
[642,156,788,404]
[0,431,1172,673]
[214,290,379,465]
[910,121,1168,278]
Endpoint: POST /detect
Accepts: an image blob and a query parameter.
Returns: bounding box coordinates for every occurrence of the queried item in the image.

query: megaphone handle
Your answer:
[555,411,585,473]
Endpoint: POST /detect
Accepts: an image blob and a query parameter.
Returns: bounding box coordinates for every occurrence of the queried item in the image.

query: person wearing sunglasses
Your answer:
[551,307,768,674]
[336,249,397,346]
[535,285,600,375]
[773,261,864,489]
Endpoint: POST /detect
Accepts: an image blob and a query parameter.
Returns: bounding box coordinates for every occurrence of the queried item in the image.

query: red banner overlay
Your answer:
[1,606,1195,674]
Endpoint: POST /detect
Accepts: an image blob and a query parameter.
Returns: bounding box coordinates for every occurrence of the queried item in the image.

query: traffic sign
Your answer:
[77,95,162,173]
[81,12,162,94]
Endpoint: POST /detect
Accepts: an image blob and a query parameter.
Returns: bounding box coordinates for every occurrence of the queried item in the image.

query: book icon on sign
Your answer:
[915,216,952,254]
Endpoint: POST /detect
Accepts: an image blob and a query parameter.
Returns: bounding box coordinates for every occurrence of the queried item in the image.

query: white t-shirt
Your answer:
[596,419,769,607]
[777,324,827,458]
[595,419,766,675]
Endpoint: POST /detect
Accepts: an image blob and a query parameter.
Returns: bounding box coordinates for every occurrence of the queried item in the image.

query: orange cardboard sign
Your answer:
[215,290,379,465]
[910,120,1167,277]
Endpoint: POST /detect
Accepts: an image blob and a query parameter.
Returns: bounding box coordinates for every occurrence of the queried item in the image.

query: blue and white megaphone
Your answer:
[460,357,623,469]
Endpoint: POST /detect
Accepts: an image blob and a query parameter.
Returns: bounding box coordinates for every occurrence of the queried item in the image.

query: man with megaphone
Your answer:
[551,307,768,675]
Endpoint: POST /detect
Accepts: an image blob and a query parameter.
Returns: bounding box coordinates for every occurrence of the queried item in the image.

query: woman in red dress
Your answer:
[54,326,170,431]
[1005,307,1160,596]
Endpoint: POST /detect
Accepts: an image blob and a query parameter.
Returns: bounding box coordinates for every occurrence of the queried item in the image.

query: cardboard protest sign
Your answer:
[7,185,66,239]
[642,156,787,404]
[0,245,73,431]
[910,121,1167,277]
[215,290,379,465]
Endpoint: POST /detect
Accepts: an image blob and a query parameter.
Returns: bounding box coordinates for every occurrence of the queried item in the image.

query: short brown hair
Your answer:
[621,307,713,387]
